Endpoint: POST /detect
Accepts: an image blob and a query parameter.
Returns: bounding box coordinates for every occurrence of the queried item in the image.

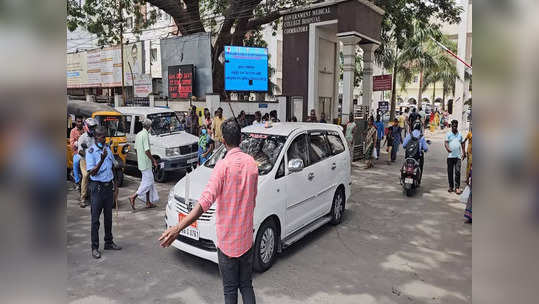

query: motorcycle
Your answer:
[400,139,430,196]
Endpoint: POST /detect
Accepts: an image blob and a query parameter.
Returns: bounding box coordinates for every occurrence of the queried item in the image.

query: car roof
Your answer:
[115,106,175,115]
[241,122,343,137]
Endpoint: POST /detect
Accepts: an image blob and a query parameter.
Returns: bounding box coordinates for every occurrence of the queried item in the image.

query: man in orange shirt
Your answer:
[70,115,84,189]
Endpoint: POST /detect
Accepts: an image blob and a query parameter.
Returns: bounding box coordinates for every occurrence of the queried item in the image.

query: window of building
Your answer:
[150,48,158,63]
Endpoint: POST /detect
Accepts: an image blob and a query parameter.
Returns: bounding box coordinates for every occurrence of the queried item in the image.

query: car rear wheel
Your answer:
[253,219,278,272]
[330,188,345,225]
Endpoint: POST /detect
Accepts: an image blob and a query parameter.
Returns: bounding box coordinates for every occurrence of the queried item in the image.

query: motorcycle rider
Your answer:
[77,118,98,208]
[402,121,428,183]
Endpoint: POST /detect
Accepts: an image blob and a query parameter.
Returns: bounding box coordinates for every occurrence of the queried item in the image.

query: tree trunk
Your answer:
[432,82,436,104]
[417,68,423,108]
[389,62,398,121]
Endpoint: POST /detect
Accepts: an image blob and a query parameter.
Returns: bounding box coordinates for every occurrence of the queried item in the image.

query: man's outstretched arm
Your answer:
[159,203,204,247]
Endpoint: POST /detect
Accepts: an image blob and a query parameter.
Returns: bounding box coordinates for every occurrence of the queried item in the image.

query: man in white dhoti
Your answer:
[129,119,159,210]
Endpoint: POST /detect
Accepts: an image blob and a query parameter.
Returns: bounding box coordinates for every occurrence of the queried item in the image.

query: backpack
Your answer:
[405,135,421,159]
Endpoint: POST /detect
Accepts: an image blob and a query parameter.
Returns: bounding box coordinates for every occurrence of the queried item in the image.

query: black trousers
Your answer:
[217,247,256,304]
[89,180,114,249]
[447,158,462,189]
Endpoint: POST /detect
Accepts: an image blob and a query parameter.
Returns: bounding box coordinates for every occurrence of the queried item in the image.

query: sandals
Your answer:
[455,188,462,195]
[145,203,157,209]
[448,188,454,193]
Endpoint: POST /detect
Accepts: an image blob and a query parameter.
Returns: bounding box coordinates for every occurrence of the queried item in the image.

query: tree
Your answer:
[68,0,461,98]
[420,37,459,111]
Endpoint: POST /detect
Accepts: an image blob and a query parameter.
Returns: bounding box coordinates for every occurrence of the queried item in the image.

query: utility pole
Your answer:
[119,0,126,106]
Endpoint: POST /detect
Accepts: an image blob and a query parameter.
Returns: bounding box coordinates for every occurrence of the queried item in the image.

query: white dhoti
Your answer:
[136,169,159,203]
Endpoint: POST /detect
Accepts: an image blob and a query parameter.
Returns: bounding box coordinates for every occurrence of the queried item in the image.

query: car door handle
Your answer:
[331,163,337,170]
[308,172,315,180]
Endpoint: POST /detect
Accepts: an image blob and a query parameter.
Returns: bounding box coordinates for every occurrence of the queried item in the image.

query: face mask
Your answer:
[201,129,207,135]
[96,142,104,149]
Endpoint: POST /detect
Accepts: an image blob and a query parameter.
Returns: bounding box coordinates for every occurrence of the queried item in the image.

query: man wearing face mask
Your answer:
[198,125,214,165]
[86,126,122,259]
[77,118,98,208]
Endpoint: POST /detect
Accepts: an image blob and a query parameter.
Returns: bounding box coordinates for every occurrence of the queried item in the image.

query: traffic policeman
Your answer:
[87,126,122,259]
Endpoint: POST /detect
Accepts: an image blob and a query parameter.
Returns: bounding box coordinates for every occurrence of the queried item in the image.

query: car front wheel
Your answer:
[330,188,345,225]
[253,219,278,272]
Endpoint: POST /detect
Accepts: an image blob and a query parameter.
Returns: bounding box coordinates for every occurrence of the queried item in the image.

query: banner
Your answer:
[66,52,88,88]
[124,42,144,83]
[134,74,153,97]
[86,49,101,87]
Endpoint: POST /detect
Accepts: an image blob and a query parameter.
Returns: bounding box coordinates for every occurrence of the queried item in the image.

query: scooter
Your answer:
[400,157,421,196]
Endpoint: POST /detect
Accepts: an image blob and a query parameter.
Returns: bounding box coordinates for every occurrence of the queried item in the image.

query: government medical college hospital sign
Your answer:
[283,7,336,35]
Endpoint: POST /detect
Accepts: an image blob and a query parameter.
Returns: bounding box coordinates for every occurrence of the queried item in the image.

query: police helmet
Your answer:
[85,117,98,128]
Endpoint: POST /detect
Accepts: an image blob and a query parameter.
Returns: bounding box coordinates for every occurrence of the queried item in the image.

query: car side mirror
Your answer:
[288,159,304,173]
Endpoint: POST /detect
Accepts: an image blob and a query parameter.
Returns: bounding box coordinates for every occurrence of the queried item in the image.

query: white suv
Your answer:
[164,123,351,272]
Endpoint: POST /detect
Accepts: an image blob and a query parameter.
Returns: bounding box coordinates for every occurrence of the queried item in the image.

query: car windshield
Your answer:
[148,112,183,135]
[94,115,127,137]
[205,133,287,175]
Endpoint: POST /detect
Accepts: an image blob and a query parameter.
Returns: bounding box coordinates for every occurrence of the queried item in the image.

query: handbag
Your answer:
[459,185,471,203]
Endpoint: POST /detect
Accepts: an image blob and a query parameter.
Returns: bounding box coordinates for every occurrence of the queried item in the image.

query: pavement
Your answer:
[67,128,471,304]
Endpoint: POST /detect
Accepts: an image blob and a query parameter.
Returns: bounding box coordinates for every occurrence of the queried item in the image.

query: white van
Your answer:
[116,107,199,182]
[164,122,352,272]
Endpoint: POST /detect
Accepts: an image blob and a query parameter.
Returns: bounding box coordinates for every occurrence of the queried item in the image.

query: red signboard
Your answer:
[168,65,194,99]
[373,74,392,91]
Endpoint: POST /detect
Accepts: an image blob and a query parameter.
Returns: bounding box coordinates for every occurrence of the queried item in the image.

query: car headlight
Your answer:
[166,147,180,157]
[121,144,130,154]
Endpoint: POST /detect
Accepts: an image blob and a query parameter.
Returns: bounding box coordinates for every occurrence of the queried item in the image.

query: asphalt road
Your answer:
[67,129,471,304]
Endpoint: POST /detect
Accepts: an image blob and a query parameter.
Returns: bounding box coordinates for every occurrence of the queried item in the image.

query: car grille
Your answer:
[179,143,199,155]
[176,235,217,252]
[175,195,215,221]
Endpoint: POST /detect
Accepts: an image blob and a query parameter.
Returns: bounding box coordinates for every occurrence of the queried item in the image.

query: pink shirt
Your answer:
[198,148,258,257]
[70,127,83,154]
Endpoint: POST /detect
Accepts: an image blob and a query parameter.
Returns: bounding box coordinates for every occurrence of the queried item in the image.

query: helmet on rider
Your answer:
[84,118,98,136]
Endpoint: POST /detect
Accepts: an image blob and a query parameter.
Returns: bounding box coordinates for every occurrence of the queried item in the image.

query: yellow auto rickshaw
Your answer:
[67,101,129,186]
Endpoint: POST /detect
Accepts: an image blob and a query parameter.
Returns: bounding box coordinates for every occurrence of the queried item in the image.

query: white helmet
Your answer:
[84,117,97,128]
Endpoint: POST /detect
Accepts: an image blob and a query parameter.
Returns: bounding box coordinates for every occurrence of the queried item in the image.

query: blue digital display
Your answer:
[224,46,268,92]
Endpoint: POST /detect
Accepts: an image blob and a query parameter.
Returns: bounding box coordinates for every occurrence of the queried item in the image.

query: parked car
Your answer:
[164,122,352,272]
[116,107,199,182]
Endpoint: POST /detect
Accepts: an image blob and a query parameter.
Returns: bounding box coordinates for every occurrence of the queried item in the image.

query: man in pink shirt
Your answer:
[70,115,84,189]
[159,118,258,304]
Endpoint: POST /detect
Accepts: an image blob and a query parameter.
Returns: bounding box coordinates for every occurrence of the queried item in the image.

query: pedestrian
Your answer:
[464,166,472,224]
[238,111,247,128]
[213,107,225,148]
[464,122,472,181]
[403,108,410,137]
[70,115,84,190]
[204,110,213,136]
[86,126,122,259]
[309,109,317,122]
[319,112,327,123]
[252,111,263,126]
[270,110,280,122]
[387,118,402,162]
[159,118,259,304]
[444,120,466,194]
[77,117,98,208]
[363,116,377,169]
[129,119,159,210]
[398,111,406,138]
[291,116,298,122]
[374,114,384,160]
[262,113,269,122]
[345,114,357,160]
[408,107,420,132]
[188,106,199,136]
[198,124,214,165]
[418,106,426,132]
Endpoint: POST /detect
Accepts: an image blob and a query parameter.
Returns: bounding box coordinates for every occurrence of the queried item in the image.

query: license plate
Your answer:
[178,213,199,240]
[405,178,414,184]
[187,158,197,164]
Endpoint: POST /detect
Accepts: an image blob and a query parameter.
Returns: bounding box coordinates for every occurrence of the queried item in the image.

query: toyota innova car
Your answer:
[164,123,351,272]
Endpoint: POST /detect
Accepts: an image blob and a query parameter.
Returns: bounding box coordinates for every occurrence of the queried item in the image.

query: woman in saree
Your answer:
[364,117,378,169]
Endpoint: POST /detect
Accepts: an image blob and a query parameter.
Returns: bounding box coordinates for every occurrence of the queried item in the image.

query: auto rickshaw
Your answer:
[67,101,129,186]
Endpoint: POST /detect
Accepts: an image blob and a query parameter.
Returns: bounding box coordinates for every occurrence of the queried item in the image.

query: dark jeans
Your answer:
[89,180,114,249]
[375,138,381,159]
[447,158,462,189]
[391,141,400,161]
[218,247,256,304]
